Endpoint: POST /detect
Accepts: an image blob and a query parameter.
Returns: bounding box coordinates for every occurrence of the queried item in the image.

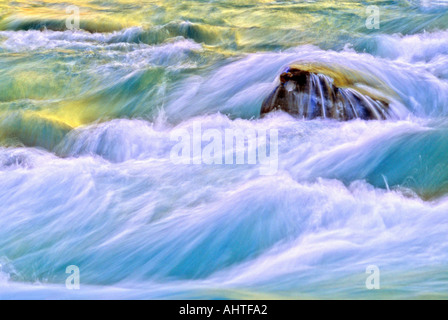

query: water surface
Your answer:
[1,0,448,299]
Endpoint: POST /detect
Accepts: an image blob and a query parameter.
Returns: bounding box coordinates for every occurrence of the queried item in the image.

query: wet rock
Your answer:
[261,67,390,120]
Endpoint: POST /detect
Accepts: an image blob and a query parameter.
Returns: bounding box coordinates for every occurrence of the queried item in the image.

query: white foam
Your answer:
[371,31,448,63]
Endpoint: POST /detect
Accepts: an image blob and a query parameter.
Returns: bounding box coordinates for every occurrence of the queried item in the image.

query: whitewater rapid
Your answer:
[2,114,448,299]
[1,1,448,299]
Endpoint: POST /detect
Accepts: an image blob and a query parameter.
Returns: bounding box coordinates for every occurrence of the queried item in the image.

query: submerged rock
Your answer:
[261,67,390,120]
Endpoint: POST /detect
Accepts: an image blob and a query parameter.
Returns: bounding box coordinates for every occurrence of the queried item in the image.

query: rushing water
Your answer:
[1,0,448,299]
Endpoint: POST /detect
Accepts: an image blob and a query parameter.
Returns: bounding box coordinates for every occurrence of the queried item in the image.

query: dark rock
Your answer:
[261,67,390,120]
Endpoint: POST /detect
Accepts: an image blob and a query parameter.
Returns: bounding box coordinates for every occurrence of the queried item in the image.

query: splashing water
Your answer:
[1,0,448,299]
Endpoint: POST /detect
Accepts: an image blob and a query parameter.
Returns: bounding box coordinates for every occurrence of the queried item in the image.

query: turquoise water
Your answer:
[1,0,448,299]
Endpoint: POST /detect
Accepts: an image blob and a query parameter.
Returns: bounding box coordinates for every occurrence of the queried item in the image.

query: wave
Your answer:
[1,113,445,202]
[55,119,170,162]
[289,119,448,199]
[0,111,72,150]
[0,27,203,57]
[0,14,128,34]
[0,19,233,46]
[1,28,448,121]
[163,43,448,120]
[359,30,448,63]
[1,158,448,297]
